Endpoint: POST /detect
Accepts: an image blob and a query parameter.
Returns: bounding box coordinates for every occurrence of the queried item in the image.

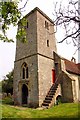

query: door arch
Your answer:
[22,84,28,104]
[56,95,62,105]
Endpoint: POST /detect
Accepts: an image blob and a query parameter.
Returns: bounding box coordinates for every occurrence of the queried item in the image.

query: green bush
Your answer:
[2,70,13,95]
[2,97,14,105]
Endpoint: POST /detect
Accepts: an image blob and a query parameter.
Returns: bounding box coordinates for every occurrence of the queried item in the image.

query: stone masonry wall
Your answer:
[14,55,39,107]
[69,73,80,102]
[15,10,37,61]
[38,55,54,106]
[61,58,80,102]
[61,73,73,102]
[36,10,57,106]
[37,11,57,58]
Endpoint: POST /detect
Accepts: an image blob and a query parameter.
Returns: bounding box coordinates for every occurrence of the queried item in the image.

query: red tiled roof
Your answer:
[64,59,80,75]
[76,63,80,70]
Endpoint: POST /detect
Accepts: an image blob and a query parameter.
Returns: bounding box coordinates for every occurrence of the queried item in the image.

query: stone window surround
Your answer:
[22,62,28,79]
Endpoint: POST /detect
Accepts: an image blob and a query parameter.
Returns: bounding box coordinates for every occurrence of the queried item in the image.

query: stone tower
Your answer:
[13,7,57,107]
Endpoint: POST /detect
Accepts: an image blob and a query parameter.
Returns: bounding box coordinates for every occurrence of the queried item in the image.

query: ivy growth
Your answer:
[16,17,27,43]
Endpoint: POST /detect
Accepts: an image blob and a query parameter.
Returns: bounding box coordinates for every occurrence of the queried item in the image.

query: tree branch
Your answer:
[19,0,29,10]
[58,28,79,43]
[53,0,80,49]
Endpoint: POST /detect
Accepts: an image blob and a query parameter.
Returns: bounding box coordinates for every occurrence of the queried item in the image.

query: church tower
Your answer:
[13,7,57,107]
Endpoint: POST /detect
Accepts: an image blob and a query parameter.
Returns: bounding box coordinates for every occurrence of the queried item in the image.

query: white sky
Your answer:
[0,0,79,80]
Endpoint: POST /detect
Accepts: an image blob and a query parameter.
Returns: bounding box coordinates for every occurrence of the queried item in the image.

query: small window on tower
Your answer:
[45,21,47,28]
[47,40,49,47]
[27,21,28,28]
[45,21,49,30]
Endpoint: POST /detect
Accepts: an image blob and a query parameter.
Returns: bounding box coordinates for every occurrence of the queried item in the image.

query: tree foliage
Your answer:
[2,70,13,95]
[16,17,28,43]
[53,0,80,48]
[0,1,21,42]
[0,0,28,42]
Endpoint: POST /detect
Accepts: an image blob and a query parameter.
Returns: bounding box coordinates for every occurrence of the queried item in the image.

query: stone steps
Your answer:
[48,92,55,96]
[43,99,51,103]
[42,102,49,106]
[46,95,54,98]
[41,82,59,108]
[45,97,52,100]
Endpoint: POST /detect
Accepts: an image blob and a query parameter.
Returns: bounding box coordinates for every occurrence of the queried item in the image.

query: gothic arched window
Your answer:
[22,63,28,79]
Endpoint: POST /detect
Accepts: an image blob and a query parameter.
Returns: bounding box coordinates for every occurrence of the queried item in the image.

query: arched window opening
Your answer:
[22,63,28,79]
[23,67,25,79]
[26,67,28,78]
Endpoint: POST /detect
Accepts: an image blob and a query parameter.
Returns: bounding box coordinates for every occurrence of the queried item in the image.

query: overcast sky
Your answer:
[0,0,79,80]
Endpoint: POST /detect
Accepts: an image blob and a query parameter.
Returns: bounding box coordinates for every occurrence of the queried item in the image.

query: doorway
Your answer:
[22,84,28,104]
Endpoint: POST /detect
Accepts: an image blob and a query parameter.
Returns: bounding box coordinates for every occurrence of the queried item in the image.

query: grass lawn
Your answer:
[1,102,80,118]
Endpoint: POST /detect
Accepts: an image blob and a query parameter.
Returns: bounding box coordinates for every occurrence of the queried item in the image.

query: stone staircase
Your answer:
[41,81,59,108]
